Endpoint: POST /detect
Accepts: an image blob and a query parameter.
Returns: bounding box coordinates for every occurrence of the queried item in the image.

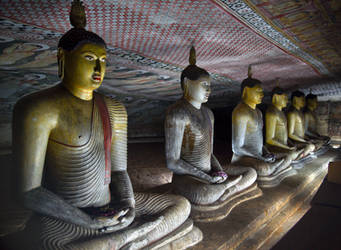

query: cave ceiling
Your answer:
[0,0,340,136]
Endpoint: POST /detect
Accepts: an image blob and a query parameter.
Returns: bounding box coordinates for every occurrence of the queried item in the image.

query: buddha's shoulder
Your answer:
[266,104,277,115]
[99,93,127,115]
[14,85,63,115]
[166,99,191,120]
[232,102,248,115]
[287,106,298,115]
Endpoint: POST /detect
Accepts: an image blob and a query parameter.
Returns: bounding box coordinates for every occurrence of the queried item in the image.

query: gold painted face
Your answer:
[247,84,264,105]
[185,75,211,104]
[274,93,288,108]
[307,98,317,110]
[61,43,106,97]
[294,96,305,109]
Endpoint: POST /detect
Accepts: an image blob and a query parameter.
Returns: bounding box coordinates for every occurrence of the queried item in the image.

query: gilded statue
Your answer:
[12,1,192,249]
[265,87,304,165]
[231,68,295,187]
[303,93,330,145]
[287,91,315,157]
[165,47,257,208]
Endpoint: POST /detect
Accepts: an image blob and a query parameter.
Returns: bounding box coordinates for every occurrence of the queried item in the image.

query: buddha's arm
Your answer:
[207,108,223,172]
[232,112,263,159]
[266,112,291,149]
[287,112,306,142]
[165,113,215,183]
[104,101,136,231]
[12,102,94,228]
[109,101,135,210]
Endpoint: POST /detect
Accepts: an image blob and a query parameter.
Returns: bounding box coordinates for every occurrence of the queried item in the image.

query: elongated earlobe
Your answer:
[57,48,64,79]
[183,78,190,98]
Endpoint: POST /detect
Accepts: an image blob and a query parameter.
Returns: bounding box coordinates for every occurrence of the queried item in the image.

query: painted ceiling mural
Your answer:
[0,0,340,139]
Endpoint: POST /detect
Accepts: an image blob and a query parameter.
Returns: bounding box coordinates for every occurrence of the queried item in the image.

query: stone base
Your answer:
[192,154,333,249]
[190,183,262,222]
[148,219,202,250]
[257,167,297,188]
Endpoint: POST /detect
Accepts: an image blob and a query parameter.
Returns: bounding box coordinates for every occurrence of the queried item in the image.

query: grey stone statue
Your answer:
[231,69,295,187]
[165,47,257,208]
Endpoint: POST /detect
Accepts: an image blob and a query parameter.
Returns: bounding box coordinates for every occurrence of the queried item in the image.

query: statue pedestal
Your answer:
[257,167,297,188]
[190,183,262,222]
[193,153,334,249]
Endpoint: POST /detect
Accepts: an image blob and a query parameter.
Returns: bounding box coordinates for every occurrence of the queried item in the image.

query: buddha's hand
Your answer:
[263,153,275,163]
[211,171,228,184]
[89,206,135,232]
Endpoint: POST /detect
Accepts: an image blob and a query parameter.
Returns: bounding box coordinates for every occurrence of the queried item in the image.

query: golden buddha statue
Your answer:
[231,68,295,187]
[265,87,304,164]
[12,1,192,249]
[287,91,315,157]
[303,93,330,146]
[165,47,257,210]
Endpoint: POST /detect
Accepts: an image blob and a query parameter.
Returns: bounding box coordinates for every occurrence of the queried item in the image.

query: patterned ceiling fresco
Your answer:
[0,0,340,140]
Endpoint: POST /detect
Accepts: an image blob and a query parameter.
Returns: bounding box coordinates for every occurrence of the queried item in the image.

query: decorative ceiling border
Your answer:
[0,18,237,87]
[214,0,330,76]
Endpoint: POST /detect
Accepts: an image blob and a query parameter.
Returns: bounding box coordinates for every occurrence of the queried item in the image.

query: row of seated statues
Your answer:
[5,1,332,249]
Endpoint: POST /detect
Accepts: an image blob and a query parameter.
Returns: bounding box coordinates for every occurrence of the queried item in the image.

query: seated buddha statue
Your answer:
[12,1,192,249]
[303,93,330,146]
[265,87,304,164]
[287,91,316,158]
[165,47,257,208]
[231,68,295,186]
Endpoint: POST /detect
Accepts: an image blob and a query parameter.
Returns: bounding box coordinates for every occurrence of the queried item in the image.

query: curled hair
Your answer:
[240,77,262,93]
[271,87,285,98]
[180,65,209,90]
[291,90,305,101]
[58,28,106,51]
[306,93,317,100]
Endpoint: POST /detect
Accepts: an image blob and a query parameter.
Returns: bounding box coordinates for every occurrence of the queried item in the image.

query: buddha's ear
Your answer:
[242,86,248,100]
[183,77,190,97]
[57,48,65,79]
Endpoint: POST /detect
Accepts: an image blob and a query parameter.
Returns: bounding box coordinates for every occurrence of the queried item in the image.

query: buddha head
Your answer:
[57,0,107,100]
[291,91,305,110]
[181,46,210,107]
[306,93,318,111]
[271,87,288,110]
[241,66,264,108]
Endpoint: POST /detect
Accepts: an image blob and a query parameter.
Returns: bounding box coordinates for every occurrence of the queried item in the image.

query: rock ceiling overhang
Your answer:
[0,0,340,137]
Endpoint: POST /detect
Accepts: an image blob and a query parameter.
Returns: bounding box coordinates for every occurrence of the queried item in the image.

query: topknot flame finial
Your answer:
[70,0,86,29]
[275,78,280,87]
[248,65,252,78]
[189,46,196,66]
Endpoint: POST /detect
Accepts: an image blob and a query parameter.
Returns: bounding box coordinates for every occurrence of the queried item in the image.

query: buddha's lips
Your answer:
[92,75,101,81]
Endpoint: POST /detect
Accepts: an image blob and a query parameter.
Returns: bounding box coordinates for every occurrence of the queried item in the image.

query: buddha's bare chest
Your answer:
[247,111,262,132]
[50,102,94,146]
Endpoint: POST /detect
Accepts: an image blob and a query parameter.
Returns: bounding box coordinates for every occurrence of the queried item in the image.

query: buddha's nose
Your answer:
[94,59,101,72]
